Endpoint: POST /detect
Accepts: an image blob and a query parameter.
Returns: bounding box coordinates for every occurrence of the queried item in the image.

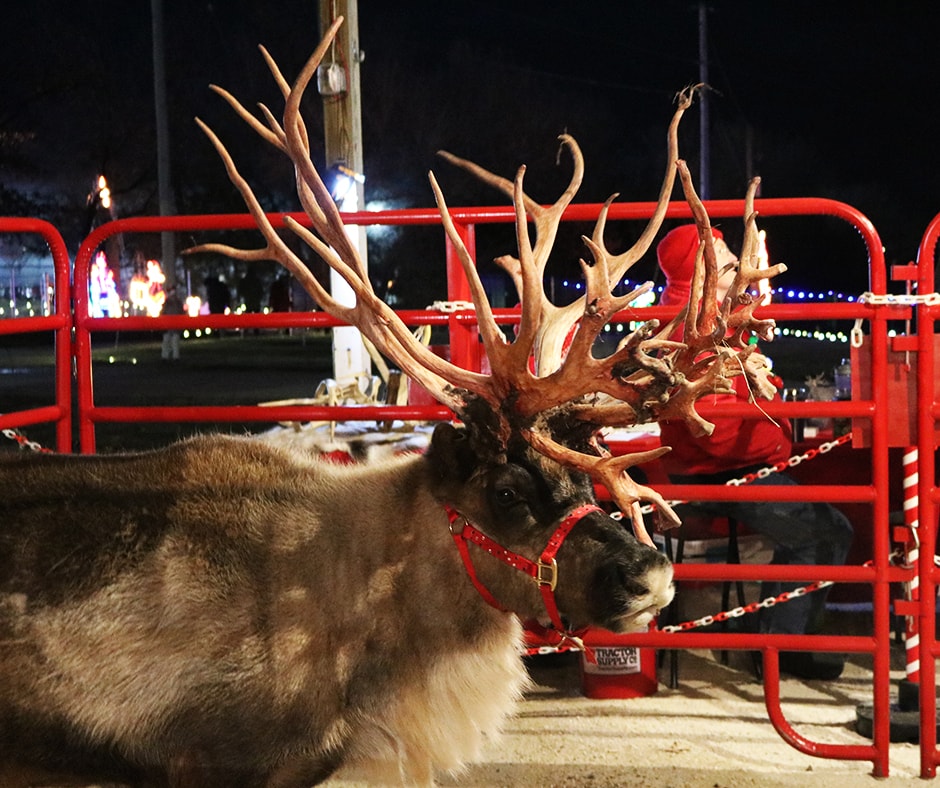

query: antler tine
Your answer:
[258,38,313,162]
[280,31,366,277]
[438,137,585,378]
[209,84,286,152]
[592,84,701,288]
[497,164,551,373]
[258,44,292,101]
[435,151,542,221]
[438,133,583,274]
[673,159,727,351]
[427,170,518,402]
[522,428,681,545]
[721,178,788,345]
[717,178,789,401]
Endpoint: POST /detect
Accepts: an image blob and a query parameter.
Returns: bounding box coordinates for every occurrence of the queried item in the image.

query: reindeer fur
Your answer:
[0,427,672,786]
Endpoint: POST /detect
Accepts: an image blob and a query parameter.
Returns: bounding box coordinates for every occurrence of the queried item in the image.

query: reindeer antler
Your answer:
[647,162,789,436]
[190,18,785,542]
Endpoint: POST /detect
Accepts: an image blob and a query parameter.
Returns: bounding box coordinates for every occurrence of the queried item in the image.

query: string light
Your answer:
[559,278,857,304]
[776,326,851,344]
[553,278,860,346]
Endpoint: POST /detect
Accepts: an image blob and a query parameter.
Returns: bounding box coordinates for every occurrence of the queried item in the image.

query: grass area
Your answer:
[1,329,334,370]
[1,330,338,452]
[102,330,333,368]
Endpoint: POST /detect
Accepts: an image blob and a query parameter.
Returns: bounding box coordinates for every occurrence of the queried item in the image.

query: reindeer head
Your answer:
[424,420,672,633]
[188,18,785,631]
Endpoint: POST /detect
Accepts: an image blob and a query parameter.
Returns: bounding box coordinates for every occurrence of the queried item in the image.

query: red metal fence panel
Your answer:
[915,212,940,777]
[2,198,927,777]
[0,217,73,451]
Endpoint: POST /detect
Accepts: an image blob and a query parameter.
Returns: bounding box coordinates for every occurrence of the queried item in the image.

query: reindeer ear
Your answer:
[428,423,480,484]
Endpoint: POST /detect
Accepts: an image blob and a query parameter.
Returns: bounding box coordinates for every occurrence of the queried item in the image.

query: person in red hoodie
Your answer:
[657,224,853,680]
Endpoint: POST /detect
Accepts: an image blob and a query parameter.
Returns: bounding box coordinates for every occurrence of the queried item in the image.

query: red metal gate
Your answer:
[0,217,72,452]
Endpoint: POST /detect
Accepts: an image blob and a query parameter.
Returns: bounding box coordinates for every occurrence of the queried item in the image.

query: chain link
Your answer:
[2,427,51,453]
[858,291,940,306]
[636,431,852,510]
[657,554,914,634]
[524,580,837,654]
[852,291,940,347]
[427,300,476,313]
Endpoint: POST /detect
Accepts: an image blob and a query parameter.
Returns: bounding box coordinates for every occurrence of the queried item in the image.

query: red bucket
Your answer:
[580,645,658,699]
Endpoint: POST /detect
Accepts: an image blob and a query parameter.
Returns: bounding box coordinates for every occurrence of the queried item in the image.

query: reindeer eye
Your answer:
[494,487,520,507]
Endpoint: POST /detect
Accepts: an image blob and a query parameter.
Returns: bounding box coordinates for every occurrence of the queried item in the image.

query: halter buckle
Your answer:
[535,558,558,591]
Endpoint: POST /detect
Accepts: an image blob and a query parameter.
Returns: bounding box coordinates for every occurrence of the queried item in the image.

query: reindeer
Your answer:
[0,17,784,788]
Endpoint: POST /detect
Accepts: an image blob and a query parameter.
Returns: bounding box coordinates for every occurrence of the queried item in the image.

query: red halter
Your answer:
[445,503,604,656]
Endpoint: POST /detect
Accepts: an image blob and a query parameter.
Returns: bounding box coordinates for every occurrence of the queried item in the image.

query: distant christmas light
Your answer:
[776,326,850,344]
[185,295,202,317]
[128,259,166,317]
[583,279,858,304]
[89,252,121,317]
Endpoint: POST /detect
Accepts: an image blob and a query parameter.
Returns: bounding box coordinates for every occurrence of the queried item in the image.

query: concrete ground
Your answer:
[327,642,928,788]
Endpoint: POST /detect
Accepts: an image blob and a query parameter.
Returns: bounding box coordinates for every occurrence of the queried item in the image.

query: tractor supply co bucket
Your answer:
[580,644,658,699]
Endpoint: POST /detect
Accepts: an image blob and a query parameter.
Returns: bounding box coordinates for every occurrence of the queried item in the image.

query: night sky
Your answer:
[2,1,938,301]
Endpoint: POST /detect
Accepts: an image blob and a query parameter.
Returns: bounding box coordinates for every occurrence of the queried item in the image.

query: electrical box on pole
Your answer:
[318,0,372,387]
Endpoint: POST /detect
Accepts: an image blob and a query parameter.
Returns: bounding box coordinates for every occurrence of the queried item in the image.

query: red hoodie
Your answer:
[655,224,791,476]
[658,359,792,477]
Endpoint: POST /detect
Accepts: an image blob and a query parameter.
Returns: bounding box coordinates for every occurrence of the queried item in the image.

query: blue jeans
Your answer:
[670,471,854,635]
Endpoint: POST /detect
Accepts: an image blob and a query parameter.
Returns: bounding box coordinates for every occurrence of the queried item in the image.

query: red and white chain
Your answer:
[657,580,835,633]
[526,579,841,655]
[853,291,940,347]
[1,427,50,453]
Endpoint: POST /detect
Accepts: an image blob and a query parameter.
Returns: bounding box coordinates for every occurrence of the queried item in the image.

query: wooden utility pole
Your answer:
[318,0,371,386]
